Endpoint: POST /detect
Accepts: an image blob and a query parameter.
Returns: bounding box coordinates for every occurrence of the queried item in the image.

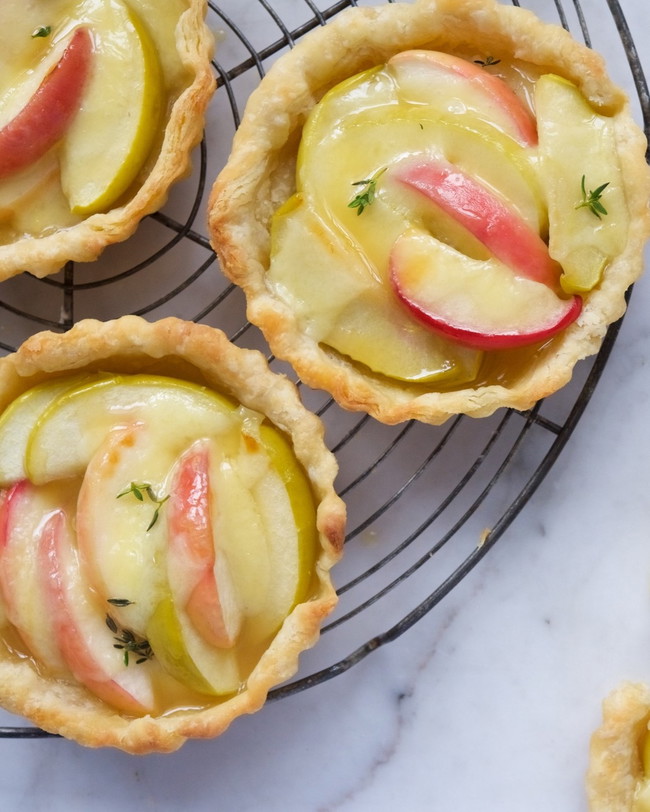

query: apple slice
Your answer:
[76,422,170,633]
[59,0,163,215]
[0,374,103,487]
[395,158,561,288]
[205,425,317,645]
[390,229,581,350]
[0,152,59,221]
[0,480,68,670]
[387,50,537,147]
[162,427,318,654]
[250,425,319,641]
[269,194,482,384]
[40,508,156,714]
[298,62,544,242]
[300,109,545,250]
[146,595,241,697]
[76,424,241,696]
[535,73,629,293]
[167,440,243,649]
[25,374,238,485]
[0,27,92,180]
[207,450,271,620]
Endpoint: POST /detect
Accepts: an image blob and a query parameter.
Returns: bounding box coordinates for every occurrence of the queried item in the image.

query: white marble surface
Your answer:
[1,0,650,809]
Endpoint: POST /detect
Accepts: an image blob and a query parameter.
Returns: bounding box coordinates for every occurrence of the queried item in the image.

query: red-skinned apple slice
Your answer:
[396,159,561,288]
[390,229,581,350]
[0,480,66,670]
[76,422,241,696]
[41,509,155,715]
[388,50,537,147]
[0,27,92,180]
[167,439,242,649]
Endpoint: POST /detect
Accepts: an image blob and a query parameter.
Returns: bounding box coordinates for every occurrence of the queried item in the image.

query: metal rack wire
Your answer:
[0,0,647,736]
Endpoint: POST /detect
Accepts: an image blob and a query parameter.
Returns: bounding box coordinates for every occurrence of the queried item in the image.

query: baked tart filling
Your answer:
[0,317,345,752]
[209,0,650,425]
[0,0,214,280]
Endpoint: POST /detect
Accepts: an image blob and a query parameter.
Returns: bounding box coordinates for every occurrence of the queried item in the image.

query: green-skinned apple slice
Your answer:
[535,73,629,293]
[0,27,92,180]
[258,423,317,607]
[390,229,581,350]
[240,425,318,642]
[300,110,545,251]
[146,595,240,697]
[0,374,107,488]
[298,66,544,245]
[25,374,238,485]
[60,0,163,215]
[387,50,537,147]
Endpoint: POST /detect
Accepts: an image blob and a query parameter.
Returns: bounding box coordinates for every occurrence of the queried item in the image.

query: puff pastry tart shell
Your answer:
[0,0,214,281]
[0,316,345,752]
[209,0,650,425]
[587,682,650,811]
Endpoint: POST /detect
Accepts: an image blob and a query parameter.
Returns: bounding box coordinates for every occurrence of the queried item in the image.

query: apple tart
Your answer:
[0,0,214,280]
[0,316,345,753]
[209,0,650,425]
[587,682,650,811]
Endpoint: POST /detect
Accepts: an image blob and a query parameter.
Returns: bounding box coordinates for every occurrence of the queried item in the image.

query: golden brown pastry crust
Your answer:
[587,682,650,811]
[0,0,215,281]
[0,316,345,753]
[208,0,650,426]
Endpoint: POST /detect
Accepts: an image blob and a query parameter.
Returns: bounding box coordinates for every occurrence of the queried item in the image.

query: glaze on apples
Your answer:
[268,45,600,383]
[0,28,92,180]
[0,374,320,714]
[390,229,581,350]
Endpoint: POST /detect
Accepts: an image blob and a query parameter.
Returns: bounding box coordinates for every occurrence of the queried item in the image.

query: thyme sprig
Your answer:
[348,167,386,216]
[116,482,170,531]
[575,175,610,219]
[31,26,52,38]
[474,55,501,67]
[105,613,153,667]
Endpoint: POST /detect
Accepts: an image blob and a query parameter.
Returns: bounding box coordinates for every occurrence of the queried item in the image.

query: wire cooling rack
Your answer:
[0,0,647,736]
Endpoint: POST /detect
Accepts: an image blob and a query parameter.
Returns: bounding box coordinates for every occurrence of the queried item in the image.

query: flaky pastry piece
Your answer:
[209,0,650,425]
[0,0,215,281]
[587,682,650,811]
[0,316,345,753]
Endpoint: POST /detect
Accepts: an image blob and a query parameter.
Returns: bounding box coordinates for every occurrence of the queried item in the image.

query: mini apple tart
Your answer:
[209,0,650,425]
[587,682,650,811]
[0,0,214,280]
[0,316,345,753]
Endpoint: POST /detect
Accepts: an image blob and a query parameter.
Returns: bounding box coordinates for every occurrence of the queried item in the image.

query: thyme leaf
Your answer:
[575,175,610,219]
[474,55,501,67]
[31,26,52,38]
[107,598,135,607]
[348,167,386,216]
[117,482,169,530]
[105,613,153,667]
